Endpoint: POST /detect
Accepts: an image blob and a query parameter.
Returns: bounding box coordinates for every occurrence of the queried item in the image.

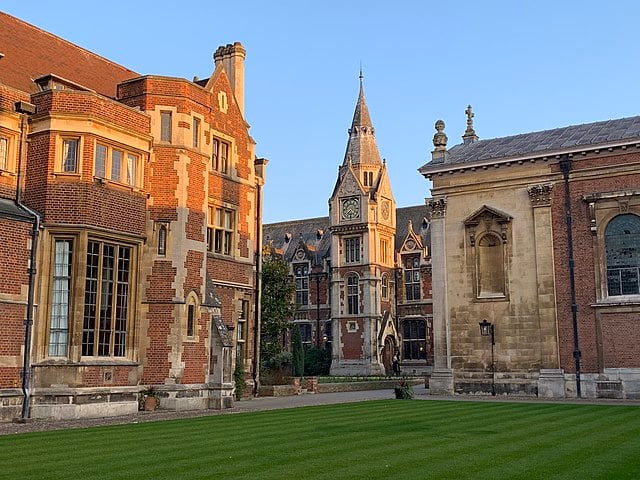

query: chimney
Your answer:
[214,42,246,116]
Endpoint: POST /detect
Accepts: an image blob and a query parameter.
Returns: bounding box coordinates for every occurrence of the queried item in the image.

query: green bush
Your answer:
[304,347,331,376]
[234,360,246,400]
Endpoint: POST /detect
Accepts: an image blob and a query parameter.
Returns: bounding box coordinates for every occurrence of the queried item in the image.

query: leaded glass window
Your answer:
[606,214,640,296]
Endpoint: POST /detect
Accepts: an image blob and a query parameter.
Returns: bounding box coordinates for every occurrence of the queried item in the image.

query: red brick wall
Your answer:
[0,304,26,388]
[601,313,640,368]
[551,154,640,373]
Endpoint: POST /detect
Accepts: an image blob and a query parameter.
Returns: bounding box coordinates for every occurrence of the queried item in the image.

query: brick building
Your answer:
[0,12,265,421]
[420,106,640,398]
[264,79,434,376]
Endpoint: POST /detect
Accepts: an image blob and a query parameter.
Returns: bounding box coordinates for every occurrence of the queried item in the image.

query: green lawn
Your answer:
[1,400,639,479]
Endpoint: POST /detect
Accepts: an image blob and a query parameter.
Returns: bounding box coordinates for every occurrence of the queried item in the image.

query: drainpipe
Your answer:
[559,155,581,398]
[15,101,40,420]
[252,181,262,396]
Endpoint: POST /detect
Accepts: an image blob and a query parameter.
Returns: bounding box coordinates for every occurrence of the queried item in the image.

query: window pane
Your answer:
[95,144,106,178]
[98,245,115,356]
[83,241,100,356]
[62,139,78,172]
[160,111,172,142]
[49,240,73,356]
[192,118,200,148]
[111,150,122,182]
[126,153,137,186]
[0,137,8,170]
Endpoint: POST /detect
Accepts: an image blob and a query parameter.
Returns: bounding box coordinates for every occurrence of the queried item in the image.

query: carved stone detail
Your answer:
[527,183,553,207]
[428,197,447,219]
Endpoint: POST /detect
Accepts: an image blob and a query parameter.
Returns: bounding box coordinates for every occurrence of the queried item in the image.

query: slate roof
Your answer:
[263,204,432,263]
[420,115,640,173]
[0,198,37,222]
[0,12,139,97]
[263,216,331,263]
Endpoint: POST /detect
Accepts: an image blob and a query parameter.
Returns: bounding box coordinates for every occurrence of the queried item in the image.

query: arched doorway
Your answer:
[381,336,395,375]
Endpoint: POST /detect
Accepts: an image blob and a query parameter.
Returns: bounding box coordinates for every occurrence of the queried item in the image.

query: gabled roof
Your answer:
[395,205,431,252]
[263,204,432,261]
[0,12,138,97]
[419,115,640,174]
[342,78,382,166]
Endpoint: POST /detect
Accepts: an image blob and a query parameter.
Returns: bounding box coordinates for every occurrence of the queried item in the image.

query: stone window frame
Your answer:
[211,136,231,175]
[160,111,172,143]
[585,191,640,302]
[346,273,360,315]
[464,205,512,302]
[42,229,141,362]
[381,273,390,301]
[344,236,361,264]
[0,130,16,173]
[192,116,201,149]
[403,254,421,301]
[94,140,143,188]
[401,317,428,361]
[207,204,236,257]
[55,135,82,175]
[236,299,249,362]
[185,291,199,340]
[294,262,309,305]
[48,237,75,357]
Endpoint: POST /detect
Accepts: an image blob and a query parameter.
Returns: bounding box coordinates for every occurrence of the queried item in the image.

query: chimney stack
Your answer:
[214,42,246,116]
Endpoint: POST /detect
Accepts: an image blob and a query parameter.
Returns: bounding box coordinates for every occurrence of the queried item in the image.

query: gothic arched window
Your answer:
[605,214,640,296]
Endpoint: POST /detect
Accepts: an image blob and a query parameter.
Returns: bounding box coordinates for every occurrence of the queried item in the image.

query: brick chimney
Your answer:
[214,42,246,116]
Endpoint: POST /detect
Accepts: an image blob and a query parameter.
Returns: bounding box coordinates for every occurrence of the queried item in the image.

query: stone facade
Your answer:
[420,111,640,399]
[0,12,264,421]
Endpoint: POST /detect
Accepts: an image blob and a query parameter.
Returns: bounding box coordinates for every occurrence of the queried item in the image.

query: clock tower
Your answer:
[328,75,397,375]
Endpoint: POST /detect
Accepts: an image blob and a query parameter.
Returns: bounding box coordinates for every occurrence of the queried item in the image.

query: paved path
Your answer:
[2,386,638,436]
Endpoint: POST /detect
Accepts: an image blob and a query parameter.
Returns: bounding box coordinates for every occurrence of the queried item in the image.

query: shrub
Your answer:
[291,325,304,377]
[304,347,331,376]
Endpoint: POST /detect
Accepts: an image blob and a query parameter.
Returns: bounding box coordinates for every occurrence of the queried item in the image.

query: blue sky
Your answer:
[3,1,640,223]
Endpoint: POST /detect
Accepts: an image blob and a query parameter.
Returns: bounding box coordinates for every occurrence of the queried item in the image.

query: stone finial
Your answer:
[433,120,448,149]
[431,120,449,163]
[462,105,479,144]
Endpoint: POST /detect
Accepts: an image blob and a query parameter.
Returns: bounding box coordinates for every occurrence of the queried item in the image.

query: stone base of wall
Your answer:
[429,368,454,395]
[0,390,24,422]
[330,361,386,376]
[157,383,234,411]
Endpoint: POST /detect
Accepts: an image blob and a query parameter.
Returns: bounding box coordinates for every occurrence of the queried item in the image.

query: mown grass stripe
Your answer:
[1,400,639,480]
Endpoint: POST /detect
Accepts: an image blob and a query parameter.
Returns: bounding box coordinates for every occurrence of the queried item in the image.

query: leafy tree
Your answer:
[260,252,296,360]
[291,325,304,377]
[304,346,331,376]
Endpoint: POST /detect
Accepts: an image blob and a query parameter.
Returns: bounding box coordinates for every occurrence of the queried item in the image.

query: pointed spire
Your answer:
[343,71,381,166]
[350,68,373,130]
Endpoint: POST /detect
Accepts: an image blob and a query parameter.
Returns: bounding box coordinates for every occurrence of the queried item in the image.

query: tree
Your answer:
[260,252,296,359]
[291,325,304,377]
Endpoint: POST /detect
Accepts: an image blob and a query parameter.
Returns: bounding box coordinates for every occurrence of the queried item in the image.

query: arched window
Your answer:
[158,225,167,256]
[402,319,427,360]
[605,214,640,296]
[186,293,198,338]
[347,274,359,314]
[381,273,389,300]
[477,233,504,297]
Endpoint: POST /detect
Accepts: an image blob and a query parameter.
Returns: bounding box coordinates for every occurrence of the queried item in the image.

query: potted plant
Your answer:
[139,387,160,411]
[393,378,414,400]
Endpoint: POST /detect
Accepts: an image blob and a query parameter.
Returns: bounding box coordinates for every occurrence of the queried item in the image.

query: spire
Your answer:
[343,71,381,166]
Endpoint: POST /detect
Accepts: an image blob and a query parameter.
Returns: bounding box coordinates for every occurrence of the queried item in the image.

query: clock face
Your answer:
[381,200,390,220]
[341,197,360,220]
